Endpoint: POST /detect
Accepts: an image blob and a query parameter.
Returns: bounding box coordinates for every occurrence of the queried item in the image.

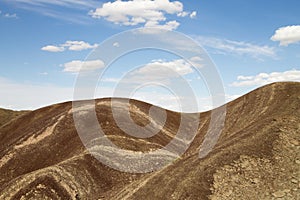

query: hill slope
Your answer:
[0,82,299,199]
[0,108,27,128]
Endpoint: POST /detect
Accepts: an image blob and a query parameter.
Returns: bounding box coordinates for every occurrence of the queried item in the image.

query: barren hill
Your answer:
[0,82,299,199]
[0,108,27,128]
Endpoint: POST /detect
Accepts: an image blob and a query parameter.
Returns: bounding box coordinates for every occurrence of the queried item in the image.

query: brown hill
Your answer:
[0,82,299,199]
[0,108,28,128]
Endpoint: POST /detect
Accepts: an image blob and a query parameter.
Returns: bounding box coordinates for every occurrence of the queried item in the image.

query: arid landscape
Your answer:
[0,82,299,199]
[1,0,300,199]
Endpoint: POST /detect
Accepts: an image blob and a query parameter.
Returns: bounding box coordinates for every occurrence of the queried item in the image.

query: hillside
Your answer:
[0,82,299,199]
[0,108,28,128]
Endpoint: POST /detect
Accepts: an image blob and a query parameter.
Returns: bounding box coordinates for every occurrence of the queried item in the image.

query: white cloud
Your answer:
[0,10,18,19]
[231,69,300,87]
[62,40,98,51]
[177,11,188,17]
[41,40,98,52]
[271,25,300,46]
[113,42,120,47]
[63,60,105,73]
[104,57,203,86]
[3,13,18,18]
[41,45,65,52]
[89,0,192,30]
[195,36,276,58]
[144,20,180,31]
[130,59,194,80]
[98,58,197,99]
[189,56,203,68]
[190,11,196,19]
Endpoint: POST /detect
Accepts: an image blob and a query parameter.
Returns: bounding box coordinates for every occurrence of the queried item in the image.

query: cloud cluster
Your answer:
[271,25,300,46]
[195,36,276,58]
[89,0,196,30]
[41,45,65,52]
[42,40,98,52]
[116,57,204,85]
[190,11,197,19]
[63,60,105,73]
[131,59,194,78]
[101,57,204,86]
[231,69,300,87]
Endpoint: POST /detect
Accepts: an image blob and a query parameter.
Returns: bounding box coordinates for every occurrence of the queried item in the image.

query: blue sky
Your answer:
[0,0,300,111]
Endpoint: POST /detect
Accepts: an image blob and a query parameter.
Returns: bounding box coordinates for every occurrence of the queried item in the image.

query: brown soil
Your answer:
[0,82,299,199]
[0,108,28,128]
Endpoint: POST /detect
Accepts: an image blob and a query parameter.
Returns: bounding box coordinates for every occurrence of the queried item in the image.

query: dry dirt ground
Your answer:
[0,108,27,128]
[0,82,299,199]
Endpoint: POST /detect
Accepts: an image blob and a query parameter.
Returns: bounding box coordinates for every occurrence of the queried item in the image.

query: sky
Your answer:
[0,0,300,111]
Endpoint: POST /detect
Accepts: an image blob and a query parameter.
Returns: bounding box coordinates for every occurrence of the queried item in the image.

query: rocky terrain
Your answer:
[0,82,299,199]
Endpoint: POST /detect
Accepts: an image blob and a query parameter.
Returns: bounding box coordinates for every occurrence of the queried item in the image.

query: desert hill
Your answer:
[0,108,27,128]
[0,82,299,199]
